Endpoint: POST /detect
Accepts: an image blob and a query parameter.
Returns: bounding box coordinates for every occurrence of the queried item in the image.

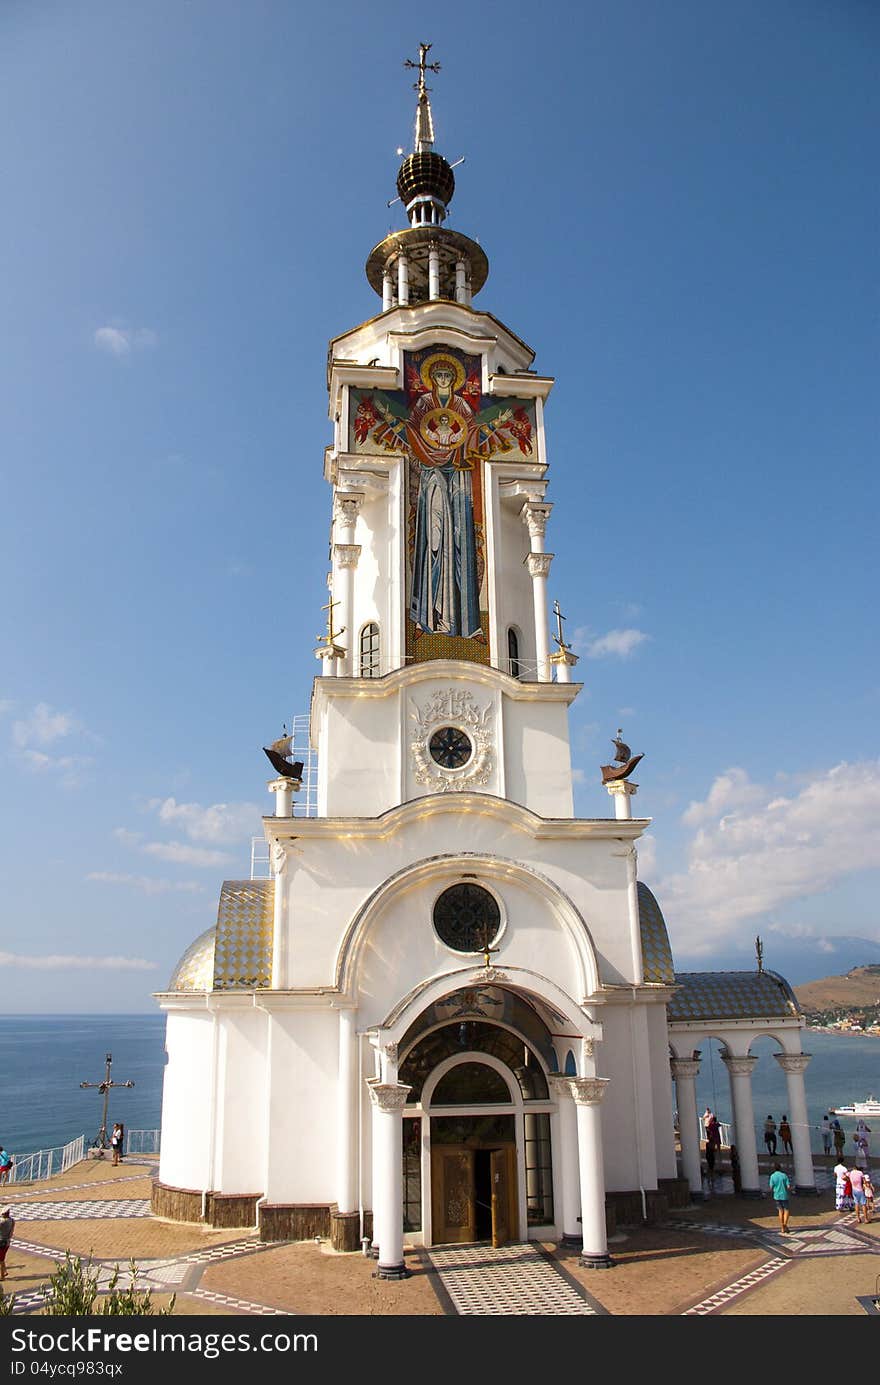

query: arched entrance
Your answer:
[398,993,558,1247]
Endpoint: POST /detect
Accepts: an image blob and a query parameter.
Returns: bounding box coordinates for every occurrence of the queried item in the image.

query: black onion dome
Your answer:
[396,151,455,209]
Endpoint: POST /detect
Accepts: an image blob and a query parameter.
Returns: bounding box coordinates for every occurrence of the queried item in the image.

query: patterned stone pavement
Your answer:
[2,1157,878,1316]
[423,1242,606,1315]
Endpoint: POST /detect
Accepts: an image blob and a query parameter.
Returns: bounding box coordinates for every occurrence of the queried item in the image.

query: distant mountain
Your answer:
[795,965,880,1013]
[673,935,880,986]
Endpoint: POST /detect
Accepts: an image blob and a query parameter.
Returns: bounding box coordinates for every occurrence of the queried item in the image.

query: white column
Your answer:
[428,242,440,299]
[521,503,553,682]
[670,1057,703,1197]
[269,840,286,989]
[550,649,579,684]
[382,267,393,310]
[367,1081,411,1279]
[335,1008,358,1215]
[774,1052,816,1193]
[332,491,364,677]
[267,776,294,817]
[549,1076,581,1243]
[397,253,409,306]
[722,1054,761,1195]
[455,258,468,304]
[606,779,638,821]
[524,552,554,682]
[569,1077,613,1269]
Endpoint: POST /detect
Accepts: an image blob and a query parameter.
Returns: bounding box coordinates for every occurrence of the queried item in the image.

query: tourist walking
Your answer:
[849,1164,868,1224]
[704,1109,722,1151]
[832,1119,846,1159]
[834,1159,853,1212]
[110,1123,124,1167]
[0,1207,14,1280]
[0,1148,12,1185]
[853,1132,869,1171]
[863,1170,875,1222]
[769,1162,792,1234]
[763,1116,778,1156]
[855,1119,871,1161]
[778,1115,793,1156]
[821,1114,832,1156]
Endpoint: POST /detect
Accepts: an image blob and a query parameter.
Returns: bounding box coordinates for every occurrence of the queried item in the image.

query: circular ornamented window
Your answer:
[433,882,501,953]
[428,725,473,769]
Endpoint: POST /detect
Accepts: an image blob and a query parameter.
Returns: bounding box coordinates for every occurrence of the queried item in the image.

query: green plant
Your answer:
[42,1252,175,1316]
[0,1285,16,1316]
[43,1251,100,1315]
[99,1261,175,1316]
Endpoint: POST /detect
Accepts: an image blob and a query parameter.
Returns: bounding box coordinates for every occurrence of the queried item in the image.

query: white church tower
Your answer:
[155,47,815,1276]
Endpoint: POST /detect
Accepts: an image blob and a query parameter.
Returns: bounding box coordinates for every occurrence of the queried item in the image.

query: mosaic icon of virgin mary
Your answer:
[351,346,534,644]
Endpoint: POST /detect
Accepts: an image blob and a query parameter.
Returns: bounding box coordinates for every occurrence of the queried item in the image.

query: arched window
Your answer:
[507,627,521,679]
[359,622,380,678]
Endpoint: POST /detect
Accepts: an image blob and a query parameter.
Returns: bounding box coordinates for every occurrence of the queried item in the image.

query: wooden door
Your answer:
[432,1147,475,1245]
[490,1146,517,1248]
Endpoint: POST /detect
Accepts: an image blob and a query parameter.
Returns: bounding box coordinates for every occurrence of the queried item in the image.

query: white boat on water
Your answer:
[829,1096,880,1118]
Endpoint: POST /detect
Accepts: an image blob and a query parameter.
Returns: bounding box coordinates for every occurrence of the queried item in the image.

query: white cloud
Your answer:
[113,827,142,846]
[571,767,586,784]
[12,702,79,748]
[583,629,649,659]
[637,833,657,877]
[94,325,158,356]
[0,951,156,971]
[142,840,231,868]
[658,759,880,955]
[87,872,205,895]
[148,796,261,845]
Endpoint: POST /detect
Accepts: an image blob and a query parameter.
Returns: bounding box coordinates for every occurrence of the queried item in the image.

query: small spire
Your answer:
[756,935,764,974]
[404,42,441,153]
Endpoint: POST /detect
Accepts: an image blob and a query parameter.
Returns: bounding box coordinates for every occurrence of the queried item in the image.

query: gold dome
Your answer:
[167,926,216,992]
[165,880,275,993]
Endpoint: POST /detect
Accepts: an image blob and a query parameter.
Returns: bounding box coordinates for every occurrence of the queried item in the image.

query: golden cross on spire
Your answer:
[552,599,571,651]
[317,596,345,648]
[404,42,441,96]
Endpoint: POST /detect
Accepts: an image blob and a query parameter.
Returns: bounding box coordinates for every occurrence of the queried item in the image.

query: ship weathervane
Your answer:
[599,728,644,784]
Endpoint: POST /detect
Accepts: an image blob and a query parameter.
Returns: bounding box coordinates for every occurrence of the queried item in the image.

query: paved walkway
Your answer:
[1,1156,878,1316]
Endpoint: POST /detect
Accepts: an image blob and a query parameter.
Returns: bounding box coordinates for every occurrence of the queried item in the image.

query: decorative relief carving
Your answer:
[383,1042,399,1064]
[567,1077,610,1106]
[333,491,365,529]
[525,552,554,580]
[366,1081,412,1113]
[669,1058,701,1080]
[333,543,361,569]
[721,1054,759,1077]
[773,1052,811,1074]
[271,842,286,874]
[410,688,494,793]
[581,1037,595,1063]
[521,503,552,539]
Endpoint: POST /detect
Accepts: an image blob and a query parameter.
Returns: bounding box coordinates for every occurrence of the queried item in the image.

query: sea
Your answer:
[0,1016,877,1158]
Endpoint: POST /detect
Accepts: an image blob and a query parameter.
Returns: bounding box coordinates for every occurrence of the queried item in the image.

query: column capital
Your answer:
[521,502,553,539]
[567,1077,609,1106]
[721,1054,759,1077]
[525,551,554,579]
[550,648,579,667]
[670,1058,701,1080]
[774,1052,812,1075]
[366,1080,411,1113]
[333,543,361,569]
[315,643,346,663]
[333,491,365,528]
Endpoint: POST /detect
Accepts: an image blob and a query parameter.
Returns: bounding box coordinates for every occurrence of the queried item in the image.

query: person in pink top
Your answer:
[849,1164,867,1223]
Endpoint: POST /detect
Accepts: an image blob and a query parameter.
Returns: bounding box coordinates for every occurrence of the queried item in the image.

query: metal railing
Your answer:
[5,1134,86,1185]
[125,1129,160,1156]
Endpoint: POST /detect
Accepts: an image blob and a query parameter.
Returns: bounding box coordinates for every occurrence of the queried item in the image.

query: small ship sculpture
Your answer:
[262,728,304,782]
[600,729,644,784]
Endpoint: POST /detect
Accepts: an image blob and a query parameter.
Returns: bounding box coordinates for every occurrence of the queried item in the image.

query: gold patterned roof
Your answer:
[668,970,801,1022]
[167,926,216,992]
[166,880,275,993]
[638,881,675,985]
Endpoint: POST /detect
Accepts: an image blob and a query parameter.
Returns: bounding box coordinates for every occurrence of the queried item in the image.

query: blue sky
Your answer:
[1,0,877,1012]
